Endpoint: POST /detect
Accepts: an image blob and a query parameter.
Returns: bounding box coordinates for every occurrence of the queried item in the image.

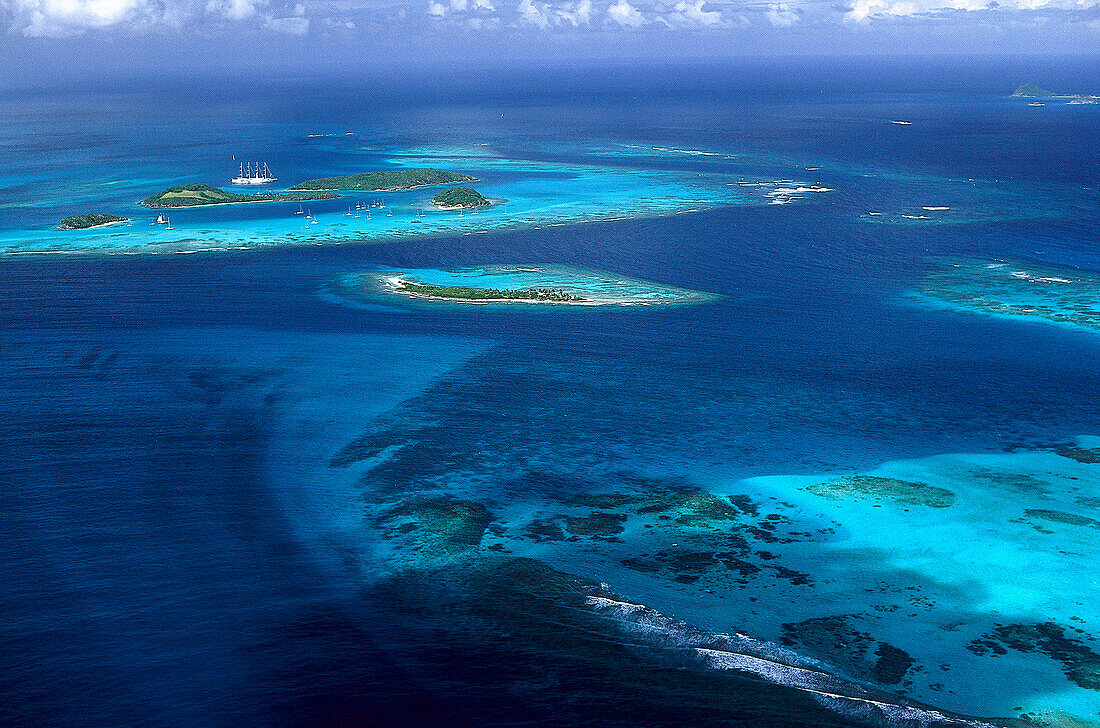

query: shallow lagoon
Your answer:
[915,258,1100,333]
[0,143,823,255]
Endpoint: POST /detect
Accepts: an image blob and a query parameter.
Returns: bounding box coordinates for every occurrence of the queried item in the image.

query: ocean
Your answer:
[1,57,1098,726]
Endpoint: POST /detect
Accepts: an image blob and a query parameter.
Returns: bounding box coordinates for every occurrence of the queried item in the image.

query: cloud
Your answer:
[845,0,1099,21]
[656,0,723,27]
[516,0,590,27]
[607,0,645,25]
[263,13,308,31]
[207,0,265,20]
[429,0,496,20]
[765,1,798,25]
[7,0,153,36]
[516,0,549,26]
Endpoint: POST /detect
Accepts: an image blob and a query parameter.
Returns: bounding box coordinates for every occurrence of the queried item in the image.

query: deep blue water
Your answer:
[1,58,1099,726]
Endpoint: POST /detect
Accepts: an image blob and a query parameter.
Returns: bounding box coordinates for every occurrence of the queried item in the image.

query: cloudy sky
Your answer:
[0,0,1096,83]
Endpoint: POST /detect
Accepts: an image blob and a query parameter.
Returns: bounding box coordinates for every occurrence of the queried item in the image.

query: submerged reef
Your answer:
[805,475,956,508]
[917,259,1100,333]
[362,555,999,727]
[1058,447,1100,464]
[781,615,917,686]
[968,623,1100,691]
[372,495,492,556]
[1024,508,1100,529]
[565,511,627,538]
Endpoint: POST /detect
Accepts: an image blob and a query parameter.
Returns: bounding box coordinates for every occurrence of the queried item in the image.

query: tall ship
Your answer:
[231,161,277,185]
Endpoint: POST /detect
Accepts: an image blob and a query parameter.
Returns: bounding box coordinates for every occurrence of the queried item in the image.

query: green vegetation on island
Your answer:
[58,213,128,230]
[1012,84,1097,103]
[139,183,339,208]
[289,168,477,192]
[432,187,491,209]
[1012,83,1057,97]
[397,280,584,302]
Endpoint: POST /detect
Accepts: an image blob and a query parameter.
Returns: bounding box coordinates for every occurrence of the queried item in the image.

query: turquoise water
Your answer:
[914,257,1100,333]
[2,66,1099,727]
[1,141,807,255]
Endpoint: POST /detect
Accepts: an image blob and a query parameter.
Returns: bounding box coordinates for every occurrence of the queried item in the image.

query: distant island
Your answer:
[139,184,339,208]
[393,279,584,303]
[431,187,491,209]
[58,213,129,230]
[1012,83,1096,103]
[1012,83,1056,97]
[290,168,477,192]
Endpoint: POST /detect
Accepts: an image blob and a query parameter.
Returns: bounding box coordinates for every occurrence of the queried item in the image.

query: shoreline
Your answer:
[139,195,340,210]
[384,276,609,306]
[59,218,131,231]
[290,177,481,194]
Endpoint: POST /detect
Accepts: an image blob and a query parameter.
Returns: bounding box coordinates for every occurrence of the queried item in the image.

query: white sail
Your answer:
[232,160,277,185]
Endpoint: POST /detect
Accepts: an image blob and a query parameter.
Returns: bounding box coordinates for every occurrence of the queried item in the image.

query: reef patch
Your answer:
[805,475,956,508]
[781,614,918,687]
[967,622,1100,691]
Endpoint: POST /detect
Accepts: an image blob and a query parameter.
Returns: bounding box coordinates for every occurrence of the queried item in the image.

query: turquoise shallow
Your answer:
[0,60,1099,728]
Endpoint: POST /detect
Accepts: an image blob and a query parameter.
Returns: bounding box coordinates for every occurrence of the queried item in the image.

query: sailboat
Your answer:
[295,205,304,215]
[156,214,167,224]
[165,217,174,230]
[231,161,277,185]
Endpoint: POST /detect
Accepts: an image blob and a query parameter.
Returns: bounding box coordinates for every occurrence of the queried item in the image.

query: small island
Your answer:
[431,187,491,209]
[1012,83,1056,98]
[139,183,339,208]
[290,168,477,192]
[394,279,583,302]
[1012,84,1096,103]
[328,266,722,309]
[58,213,128,230]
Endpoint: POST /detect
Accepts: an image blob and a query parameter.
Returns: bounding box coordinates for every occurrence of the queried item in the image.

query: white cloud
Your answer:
[560,0,591,24]
[765,1,798,25]
[207,0,266,21]
[516,0,590,27]
[657,0,723,27]
[263,13,308,31]
[8,0,151,36]
[607,0,644,25]
[845,0,1098,21]
[466,13,498,25]
[429,0,496,20]
[516,0,550,26]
